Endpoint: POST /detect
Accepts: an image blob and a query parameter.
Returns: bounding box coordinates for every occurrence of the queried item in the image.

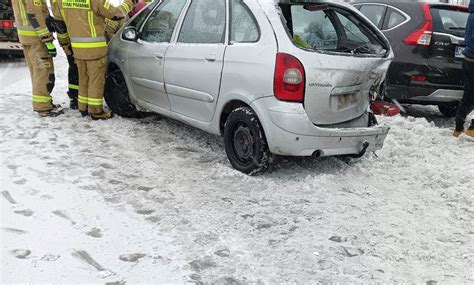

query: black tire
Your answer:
[438,102,459,118]
[224,107,271,175]
[104,69,141,118]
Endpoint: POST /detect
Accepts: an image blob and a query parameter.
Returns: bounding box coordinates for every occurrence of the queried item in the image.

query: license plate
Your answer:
[455,46,465,58]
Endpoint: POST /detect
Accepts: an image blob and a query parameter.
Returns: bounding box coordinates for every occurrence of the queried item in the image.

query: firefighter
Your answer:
[53,0,133,120]
[46,11,79,110]
[104,18,126,42]
[12,0,63,117]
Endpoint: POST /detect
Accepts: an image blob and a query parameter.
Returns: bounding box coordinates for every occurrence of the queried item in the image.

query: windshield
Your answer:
[431,7,468,38]
[279,4,387,55]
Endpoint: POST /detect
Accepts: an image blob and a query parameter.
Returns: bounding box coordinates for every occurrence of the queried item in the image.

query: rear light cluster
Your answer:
[370,101,401,117]
[404,3,432,46]
[0,20,14,29]
[411,75,426,82]
[274,53,305,102]
[0,20,14,28]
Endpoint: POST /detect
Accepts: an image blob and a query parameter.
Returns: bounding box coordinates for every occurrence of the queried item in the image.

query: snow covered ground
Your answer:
[1,54,473,283]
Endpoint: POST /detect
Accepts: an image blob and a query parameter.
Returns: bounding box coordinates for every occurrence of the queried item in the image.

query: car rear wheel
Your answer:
[224,107,271,175]
[104,69,141,118]
[438,102,459,118]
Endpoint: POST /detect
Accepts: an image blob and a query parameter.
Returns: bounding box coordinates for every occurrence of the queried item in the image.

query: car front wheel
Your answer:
[104,69,141,118]
[224,107,271,175]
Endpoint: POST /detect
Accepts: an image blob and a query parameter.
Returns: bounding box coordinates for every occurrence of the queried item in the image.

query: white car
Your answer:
[106,0,394,174]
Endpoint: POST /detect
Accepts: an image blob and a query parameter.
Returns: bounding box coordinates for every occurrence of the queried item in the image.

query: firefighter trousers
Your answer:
[76,57,107,114]
[67,54,79,101]
[23,42,55,112]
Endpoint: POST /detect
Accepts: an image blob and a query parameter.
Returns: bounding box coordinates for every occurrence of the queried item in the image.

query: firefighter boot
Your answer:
[38,104,64,117]
[91,111,114,121]
[68,92,78,110]
[465,126,474,138]
[453,130,464,138]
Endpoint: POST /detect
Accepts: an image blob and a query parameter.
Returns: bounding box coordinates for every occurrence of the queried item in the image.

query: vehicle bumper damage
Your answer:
[252,97,390,157]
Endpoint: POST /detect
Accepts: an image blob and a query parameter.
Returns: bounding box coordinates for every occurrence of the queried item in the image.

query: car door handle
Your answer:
[155,53,164,59]
[205,55,216,62]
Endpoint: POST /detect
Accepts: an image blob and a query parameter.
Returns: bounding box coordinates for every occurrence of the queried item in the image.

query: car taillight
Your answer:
[274,53,305,102]
[404,3,432,46]
[0,20,14,29]
[411,75,426,82]
[370,101,401,117]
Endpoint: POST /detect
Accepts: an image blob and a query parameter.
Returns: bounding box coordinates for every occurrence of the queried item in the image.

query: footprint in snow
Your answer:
[119,253,147,263]
[1,191,17,204]
[11,249,31,259]
[72,249,114,278]
[14,209,34,217]
[52,210,76,225]
[40,254,61,262]
[1,227,27,234]
[86,228,103,238]
[136,209,155,216]
[13,179,27,185]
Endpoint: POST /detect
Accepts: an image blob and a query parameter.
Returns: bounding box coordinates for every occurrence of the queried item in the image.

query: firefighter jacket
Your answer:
[52,0,132,60]
[50,0,71,54]
[12,0,53,45]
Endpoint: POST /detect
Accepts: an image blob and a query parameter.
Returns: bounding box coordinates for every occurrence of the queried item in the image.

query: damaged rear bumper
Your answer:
[251,97,390,157]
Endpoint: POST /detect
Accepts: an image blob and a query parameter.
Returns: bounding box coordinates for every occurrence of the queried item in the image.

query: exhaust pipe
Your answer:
[312,150,322,159]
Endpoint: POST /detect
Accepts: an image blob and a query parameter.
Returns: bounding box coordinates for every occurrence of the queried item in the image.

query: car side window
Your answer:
[290,6,338,50]
[178,0,226,44]
[359,4,386,29]
[128,1,158,30]
[337,10,371,45]
[140,0,187,43]
[230,0,259,43]
[386,8,407,30]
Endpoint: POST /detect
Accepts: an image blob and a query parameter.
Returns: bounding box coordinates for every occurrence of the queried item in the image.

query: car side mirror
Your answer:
[122,26,138,42]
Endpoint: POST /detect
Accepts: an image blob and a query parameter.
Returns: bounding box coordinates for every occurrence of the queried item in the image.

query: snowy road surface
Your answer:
[1,56,473,283]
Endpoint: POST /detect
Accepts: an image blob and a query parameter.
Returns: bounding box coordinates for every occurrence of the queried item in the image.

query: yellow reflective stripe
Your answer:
[57,32,69,39]
[19,0,28,27]
[68,84,79,90]
[33,95,52,103]
[87,11,97,38]
[37,28,50,36]
[78,95,88,104]
[88,98,103,102]
[69,84,79,90]
[88,98,104,106]
[104,0,111,9]
[121,3,130,13]
[71,41,107,48]
[17,29,38,36]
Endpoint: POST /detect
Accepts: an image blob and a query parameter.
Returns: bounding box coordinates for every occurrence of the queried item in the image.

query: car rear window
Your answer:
[279,3,387,56]
[430,6,468,38]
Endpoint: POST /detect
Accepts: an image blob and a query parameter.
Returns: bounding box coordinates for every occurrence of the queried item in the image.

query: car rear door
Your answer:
[163,0,227,122]
[279,2,392,125]
[127,0,188,109]
[427,5,468,87]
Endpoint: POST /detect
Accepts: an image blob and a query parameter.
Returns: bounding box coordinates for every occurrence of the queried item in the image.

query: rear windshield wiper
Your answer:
[448,27,466,30]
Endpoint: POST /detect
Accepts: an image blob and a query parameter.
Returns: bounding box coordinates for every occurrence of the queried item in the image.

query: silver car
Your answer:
[106,0,394,175]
